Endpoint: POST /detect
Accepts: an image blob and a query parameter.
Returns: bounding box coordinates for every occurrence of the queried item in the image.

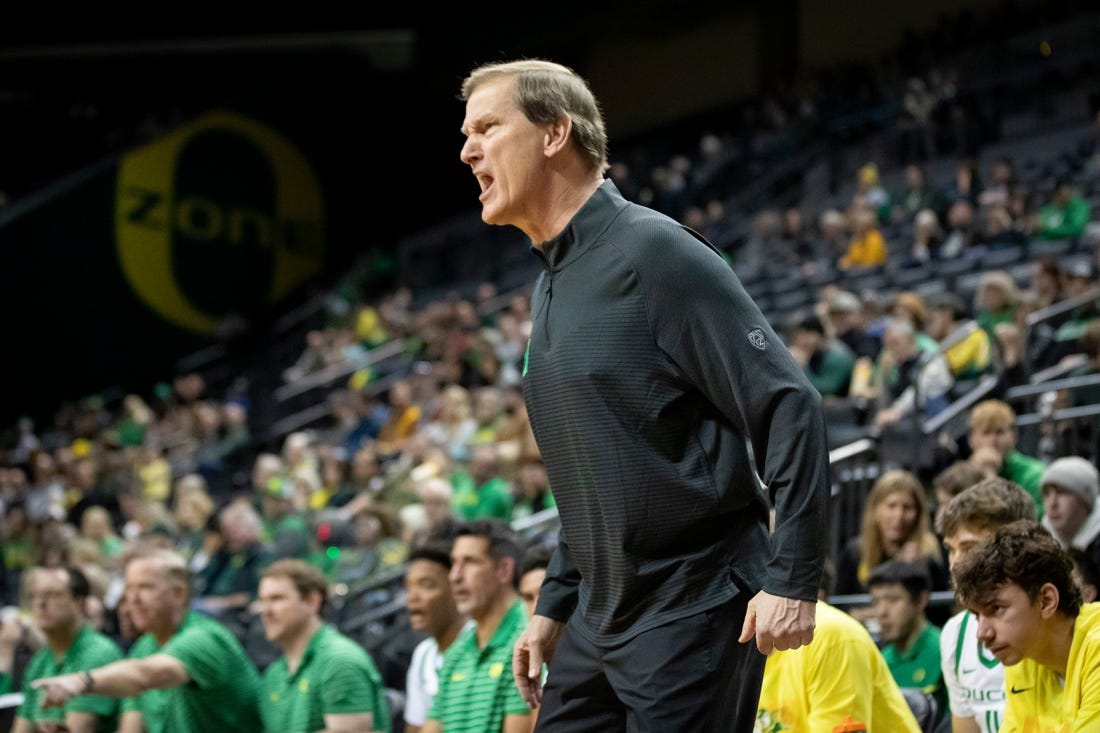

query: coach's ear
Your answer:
[543,116,572,159]
[1037,582,1060,619]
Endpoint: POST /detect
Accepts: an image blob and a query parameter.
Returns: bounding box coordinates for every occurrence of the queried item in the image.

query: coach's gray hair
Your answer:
[461,59,609,175]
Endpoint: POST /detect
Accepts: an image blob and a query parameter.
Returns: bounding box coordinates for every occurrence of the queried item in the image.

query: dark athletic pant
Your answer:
[533,591,766,733]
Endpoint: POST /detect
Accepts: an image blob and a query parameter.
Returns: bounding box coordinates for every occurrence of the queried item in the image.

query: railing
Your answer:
[827,438,880,563]
[1020,281,1099,377]
[475,283,535,320]
[1025,285,1100,330]
[267,282,538,445]
[318,507,566,663]
[1027,355,1087,385]
[265,370,405,441]
[274,339,409,403]
[920,373,1001,436]
[1016,402,1100,464]
[1007,371,1100,400]
[828,590,958,613]
[872,320,1004,471]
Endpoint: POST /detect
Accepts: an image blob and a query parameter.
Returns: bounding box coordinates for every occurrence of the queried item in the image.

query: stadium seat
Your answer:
[1008,261,1034,288]
[845,269,890,293]
[915,279,947,298]
[772,289,812,312]
[890,261,936,289]
[981,244,1026,269]
[769,273,806,297]
[935,257,974,282]
[744,279,771,301]
[1030,238,1073,258]
[955,271,987,303]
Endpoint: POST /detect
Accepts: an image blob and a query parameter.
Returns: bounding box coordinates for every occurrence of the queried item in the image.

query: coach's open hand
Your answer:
[738,591,816,655]
[513,614,564,709]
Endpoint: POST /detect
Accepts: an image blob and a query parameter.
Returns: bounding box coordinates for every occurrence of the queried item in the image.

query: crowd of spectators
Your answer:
[5,125,1100,725]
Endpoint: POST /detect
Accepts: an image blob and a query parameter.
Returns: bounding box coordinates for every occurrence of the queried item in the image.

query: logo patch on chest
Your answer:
[747,328,767,350]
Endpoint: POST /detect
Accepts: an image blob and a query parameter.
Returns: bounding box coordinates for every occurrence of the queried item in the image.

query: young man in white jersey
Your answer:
[402,541,468,733]
[936,477,1035,733]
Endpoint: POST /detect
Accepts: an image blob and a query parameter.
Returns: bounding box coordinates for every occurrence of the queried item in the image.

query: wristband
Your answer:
[80,670,95,693]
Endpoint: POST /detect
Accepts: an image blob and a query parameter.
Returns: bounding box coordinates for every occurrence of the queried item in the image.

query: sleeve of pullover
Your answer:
[532,530,581,621]
[629,223,832,601]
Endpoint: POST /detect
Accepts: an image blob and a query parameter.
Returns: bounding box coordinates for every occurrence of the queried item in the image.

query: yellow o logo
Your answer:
[115,110,325,334]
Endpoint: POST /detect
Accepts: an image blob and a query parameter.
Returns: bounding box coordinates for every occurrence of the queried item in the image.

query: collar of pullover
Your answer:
[532,179,626,272]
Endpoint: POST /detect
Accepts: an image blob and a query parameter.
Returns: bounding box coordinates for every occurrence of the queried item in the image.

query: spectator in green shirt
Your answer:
[788,315,856,398]
[512,460,556,522]
[194,500,273,615]
[14,566,122,733]
[967,399,1046,519]
[32,547,262,733]
[1050,260,1100,357]
[451,445,514,521]
[868,560,948,725]
[259,475,312,561]
[973,270,1019,339]
[1035,178,1091,241]
[258,558,391,733]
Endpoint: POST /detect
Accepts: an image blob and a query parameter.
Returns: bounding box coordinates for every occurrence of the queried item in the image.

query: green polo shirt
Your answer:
[429,598,531,733]
[451,473,514,521]
[17,624,122,732]
[156,611,262,732]
[260,624,391,733]
[1002,450,1046,519]
[882,621,947,722]
[119,633,170,731]
[266,514,311,560]
[804,339,856,397]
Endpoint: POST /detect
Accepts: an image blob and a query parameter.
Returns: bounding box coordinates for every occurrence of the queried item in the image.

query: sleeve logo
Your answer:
[748,328,767,351]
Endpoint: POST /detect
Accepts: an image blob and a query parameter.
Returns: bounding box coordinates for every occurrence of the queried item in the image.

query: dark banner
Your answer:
[1,106,339,425]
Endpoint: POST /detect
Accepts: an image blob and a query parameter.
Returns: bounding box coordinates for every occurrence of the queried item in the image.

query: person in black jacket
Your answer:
[457,58,831,732]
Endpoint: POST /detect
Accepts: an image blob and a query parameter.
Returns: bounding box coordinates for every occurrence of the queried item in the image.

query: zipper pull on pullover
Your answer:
[543,274,553,343]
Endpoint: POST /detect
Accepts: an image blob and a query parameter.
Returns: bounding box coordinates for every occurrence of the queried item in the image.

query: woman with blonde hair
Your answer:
[79,505,124,563]
[172,474,215,566]
[834,468,948,600]
[421,383,478,461]
[975,269,1019,336]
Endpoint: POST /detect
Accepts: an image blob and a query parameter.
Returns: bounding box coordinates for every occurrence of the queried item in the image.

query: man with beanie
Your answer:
[1040,456,1100,569]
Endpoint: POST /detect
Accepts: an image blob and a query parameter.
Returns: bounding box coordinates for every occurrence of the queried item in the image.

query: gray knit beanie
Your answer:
[1040,456,1100,511]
